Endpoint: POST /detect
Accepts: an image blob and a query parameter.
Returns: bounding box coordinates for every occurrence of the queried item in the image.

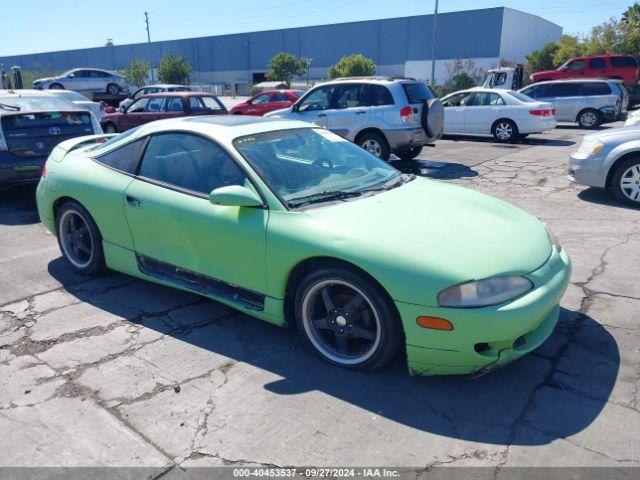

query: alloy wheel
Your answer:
[361,139,382,157]
[495,122,513,141]
[580,111,598,128]
[59,210,95,269]
[301,279,382,365]
[619,164,640,202]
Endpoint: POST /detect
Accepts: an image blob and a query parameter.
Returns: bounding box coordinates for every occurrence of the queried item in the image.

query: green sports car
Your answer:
[36,116,571,375]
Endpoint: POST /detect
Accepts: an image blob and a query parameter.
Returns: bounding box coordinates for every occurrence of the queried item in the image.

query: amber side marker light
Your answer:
[417,316,453,331]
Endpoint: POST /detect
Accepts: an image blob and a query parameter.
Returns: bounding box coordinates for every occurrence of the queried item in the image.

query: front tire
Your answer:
[56,201,105,275]
[611,157,640,206]
[577,109,601,129]
[49,83,64,90]
[492,119,518,143]
[294,267,402,371]
[395,146,423,161]
[357,132,391,161]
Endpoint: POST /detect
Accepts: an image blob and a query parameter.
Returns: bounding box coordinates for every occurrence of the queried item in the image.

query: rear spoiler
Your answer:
[55,134,118,154]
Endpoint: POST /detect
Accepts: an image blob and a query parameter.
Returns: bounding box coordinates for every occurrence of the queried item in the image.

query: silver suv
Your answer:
[265,77,444,161]
[33,68,129,97]
[519,79,626,129]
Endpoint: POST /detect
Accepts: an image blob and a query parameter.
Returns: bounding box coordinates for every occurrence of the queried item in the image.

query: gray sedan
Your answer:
[33,68,129,96]
[569,125,640,205]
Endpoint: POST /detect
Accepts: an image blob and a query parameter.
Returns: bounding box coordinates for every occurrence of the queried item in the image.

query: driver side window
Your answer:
[298,86,335,112]
[138,133,248,195]
[443,92,473,107]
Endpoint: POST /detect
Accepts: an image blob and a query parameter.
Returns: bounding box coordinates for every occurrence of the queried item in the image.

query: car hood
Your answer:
[586,124,640,143]
[264,107,292,117]
[34,77,56,83]
[299,177,551,303]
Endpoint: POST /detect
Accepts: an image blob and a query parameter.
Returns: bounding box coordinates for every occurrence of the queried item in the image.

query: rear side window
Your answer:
[95,138,145,174]
[189,96,225,112]
[402,83,435,104]
[165,97,184,112]
[271,92,291,102]
[368,85,394,106]
[588,58,606,69]
[547,83,582,97]
[610,56,638,67]
[521,85,547,99]
[582,82,612,96]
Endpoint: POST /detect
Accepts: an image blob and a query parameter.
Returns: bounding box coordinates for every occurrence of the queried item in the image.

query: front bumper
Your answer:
[397,247,571,376]
[0,151,45,188]
[568,151,607,188]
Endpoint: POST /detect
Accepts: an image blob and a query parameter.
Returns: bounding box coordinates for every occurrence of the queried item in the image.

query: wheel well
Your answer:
[354,127,387,145]
[49,83,63,89]
[283,256,396,327]
[52,196,103,237]
[605,152,640,189]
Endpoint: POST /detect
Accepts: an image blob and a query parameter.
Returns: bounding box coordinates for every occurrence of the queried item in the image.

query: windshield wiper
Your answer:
[0,102,20,111]
[287,190,364,207]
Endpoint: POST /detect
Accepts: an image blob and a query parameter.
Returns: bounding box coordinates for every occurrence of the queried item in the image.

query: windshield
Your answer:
[54,91,88,101]
[234,128,402,207]
[402,82,436,103]
[507,91,536,103]
[0,96,77,111]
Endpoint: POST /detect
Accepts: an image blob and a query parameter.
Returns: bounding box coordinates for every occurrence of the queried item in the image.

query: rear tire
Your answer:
[611,156,640,206]
[107,83,120,96]
[56,201,106,275]
[577,109,601,129]
[294,267,402,371]
[49,83,64,90]
[357,132,391,161]
[492,119,518,142]
[395,146,423,161]
[103,123,118,134]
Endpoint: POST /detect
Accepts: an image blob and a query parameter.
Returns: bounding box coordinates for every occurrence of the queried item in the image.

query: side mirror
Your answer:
[68,73,75,78]
[291,103,300,112]
[209,185,263,208]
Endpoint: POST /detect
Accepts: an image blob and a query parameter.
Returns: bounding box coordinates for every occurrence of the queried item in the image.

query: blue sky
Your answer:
[2,0,635,56]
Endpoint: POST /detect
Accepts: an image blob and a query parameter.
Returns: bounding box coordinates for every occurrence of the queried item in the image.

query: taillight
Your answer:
[400,106,413,125]
[42,162,47,178]
[529,109,555,116]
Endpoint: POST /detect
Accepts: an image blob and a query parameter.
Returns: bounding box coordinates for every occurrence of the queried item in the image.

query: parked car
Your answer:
[36,116,570,375]
[0,90,102,188]
[47,89,106,121]
[530,54,639,86]
[265,77,444,161]
[440,88,556,142]
[519,79,626,128]
[229,90,303,116]
[33,68,129,96]
[100,92,227,133]
[569,125,640,205]
[118,84,191,111]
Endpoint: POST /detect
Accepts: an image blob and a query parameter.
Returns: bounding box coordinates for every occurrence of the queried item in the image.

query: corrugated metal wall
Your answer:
[0,8,508,74]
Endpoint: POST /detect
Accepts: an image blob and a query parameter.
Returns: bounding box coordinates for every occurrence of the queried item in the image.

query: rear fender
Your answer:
[49,134,117,163]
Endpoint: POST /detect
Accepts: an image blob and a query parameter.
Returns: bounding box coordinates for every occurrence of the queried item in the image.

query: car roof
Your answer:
[0,89,53,97]
[128,115,311,140]
[528,78,615,85]
[315,76,420,86]
[143,91,216,98]
[137,84,188,89]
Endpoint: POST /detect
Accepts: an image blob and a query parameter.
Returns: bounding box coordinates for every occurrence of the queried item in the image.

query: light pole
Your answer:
[306,58,314,87]
[145,12,155,83]
[430,0,438,86]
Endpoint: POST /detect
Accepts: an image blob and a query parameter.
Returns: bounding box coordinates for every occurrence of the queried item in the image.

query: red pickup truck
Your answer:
[530,54,639,86]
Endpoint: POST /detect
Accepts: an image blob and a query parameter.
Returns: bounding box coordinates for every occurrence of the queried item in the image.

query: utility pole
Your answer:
[306,58,313,87]
[145,12,155,82]
[430,0,438,86]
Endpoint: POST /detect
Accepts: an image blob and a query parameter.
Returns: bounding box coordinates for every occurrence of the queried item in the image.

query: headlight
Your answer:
[438,276,533,308]
[577,137,603,155]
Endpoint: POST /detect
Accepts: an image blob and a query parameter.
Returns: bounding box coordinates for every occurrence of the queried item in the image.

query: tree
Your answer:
[265,53,307,87]
[622,3,640,27]
[122,59,150,87]
[525,42,559,76]
[553,35,584,65]
[582,19,624,55]
[157,54,192,85]
[328,54,376,79]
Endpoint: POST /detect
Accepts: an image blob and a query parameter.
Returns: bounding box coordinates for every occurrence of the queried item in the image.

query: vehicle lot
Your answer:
[0,124,638,471]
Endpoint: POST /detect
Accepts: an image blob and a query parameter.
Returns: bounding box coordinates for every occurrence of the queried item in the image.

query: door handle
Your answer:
[126,195,142,208]
[317,113,327,118]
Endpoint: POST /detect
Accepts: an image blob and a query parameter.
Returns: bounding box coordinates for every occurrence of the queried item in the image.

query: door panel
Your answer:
[442,92,474,133]
[465,92,506,134]
[327,84,370,139]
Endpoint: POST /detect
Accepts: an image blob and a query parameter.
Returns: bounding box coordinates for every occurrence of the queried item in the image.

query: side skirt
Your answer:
[136,253,265,312]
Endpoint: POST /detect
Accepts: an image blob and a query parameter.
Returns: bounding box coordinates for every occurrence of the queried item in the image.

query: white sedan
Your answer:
[441,88,556,142]
[46,90,106,121]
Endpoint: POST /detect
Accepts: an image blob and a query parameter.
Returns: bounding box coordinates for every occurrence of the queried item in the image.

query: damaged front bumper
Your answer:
[396,247,571,376]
